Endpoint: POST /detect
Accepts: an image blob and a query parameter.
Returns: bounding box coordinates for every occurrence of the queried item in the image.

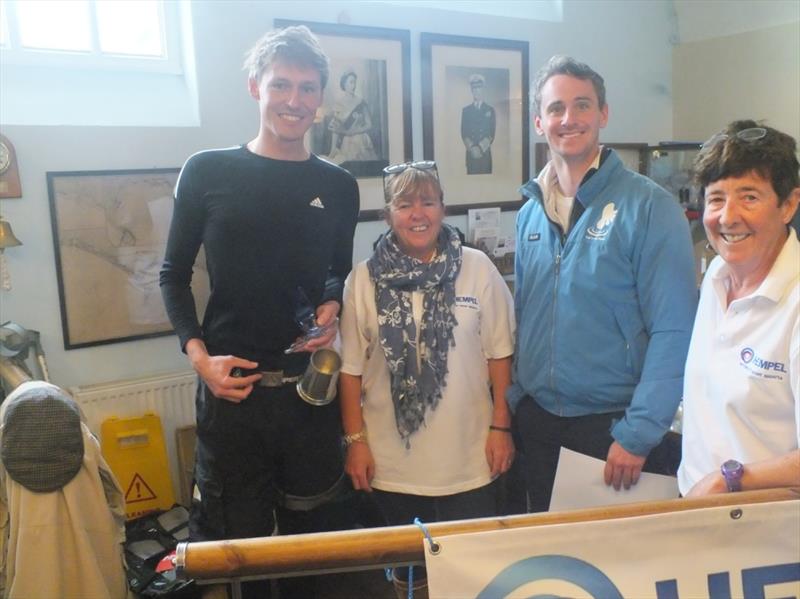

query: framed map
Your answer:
[47,168,210,349]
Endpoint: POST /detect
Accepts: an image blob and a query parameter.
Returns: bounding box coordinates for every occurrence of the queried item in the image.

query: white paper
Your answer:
[473,230,499,254]
[492,236,516,257]
[549,447,679,511]
[467,207,500,243]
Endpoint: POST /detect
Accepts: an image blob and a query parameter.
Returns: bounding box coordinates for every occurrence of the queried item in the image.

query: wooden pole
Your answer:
[176,487,800,581]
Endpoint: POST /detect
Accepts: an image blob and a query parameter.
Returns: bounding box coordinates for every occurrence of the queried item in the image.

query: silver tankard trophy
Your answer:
[297,348,341,406]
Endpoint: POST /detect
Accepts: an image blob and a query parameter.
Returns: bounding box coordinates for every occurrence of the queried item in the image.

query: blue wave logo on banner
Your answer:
[477,555,623,598]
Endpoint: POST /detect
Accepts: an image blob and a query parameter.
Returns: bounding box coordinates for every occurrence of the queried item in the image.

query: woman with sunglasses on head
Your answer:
[338,161,515,596]
[678,120,800,498]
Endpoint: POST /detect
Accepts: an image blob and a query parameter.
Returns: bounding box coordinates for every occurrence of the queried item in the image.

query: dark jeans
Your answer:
[514,396,680,513]
[373,482,497,526]
[190,379,345,598]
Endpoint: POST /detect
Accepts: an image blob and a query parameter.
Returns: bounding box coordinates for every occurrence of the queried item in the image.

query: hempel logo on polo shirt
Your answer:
[455,295,479,310]
[740,346,787,380]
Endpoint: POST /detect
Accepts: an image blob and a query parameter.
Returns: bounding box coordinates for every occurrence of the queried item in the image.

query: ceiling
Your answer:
[373,0,799,43]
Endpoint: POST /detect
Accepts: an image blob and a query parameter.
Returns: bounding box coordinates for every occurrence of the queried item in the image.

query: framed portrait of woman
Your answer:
[275,19,412,219]
[421,33,529,214]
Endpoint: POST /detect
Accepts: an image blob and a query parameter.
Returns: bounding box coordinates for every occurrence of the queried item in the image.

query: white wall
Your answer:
[672,21,800,141]
[673,0,800,44]
[0,0,676,389]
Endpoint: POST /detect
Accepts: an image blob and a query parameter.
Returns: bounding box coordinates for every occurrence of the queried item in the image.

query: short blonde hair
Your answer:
[243,25,329,88]
[384,167,443,210]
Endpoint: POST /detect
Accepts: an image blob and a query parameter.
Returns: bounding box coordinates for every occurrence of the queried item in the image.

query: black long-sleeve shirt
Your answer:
[160,145,359,371]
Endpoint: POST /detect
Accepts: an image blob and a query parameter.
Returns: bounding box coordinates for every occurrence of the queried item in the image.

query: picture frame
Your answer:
[421,33,529,215]
[275,19,412,220]
[47,168,210,350]
[534,142,649,176]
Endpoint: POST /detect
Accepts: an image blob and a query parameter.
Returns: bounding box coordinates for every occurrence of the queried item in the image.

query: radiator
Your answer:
[70,370,197,501]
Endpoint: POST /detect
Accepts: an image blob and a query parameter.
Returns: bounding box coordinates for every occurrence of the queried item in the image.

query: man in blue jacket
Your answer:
[510,56,697,512]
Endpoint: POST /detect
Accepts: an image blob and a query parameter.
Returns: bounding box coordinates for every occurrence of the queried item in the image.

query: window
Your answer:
[0,0,198,127]
[0,0,182,74]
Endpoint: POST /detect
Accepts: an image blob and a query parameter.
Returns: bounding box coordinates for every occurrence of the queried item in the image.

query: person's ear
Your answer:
[534,113,544,136]
[780,187,800,225]
[248,77,260,100]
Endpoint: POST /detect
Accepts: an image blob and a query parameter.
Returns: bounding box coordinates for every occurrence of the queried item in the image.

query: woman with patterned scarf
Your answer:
[339,161,515,597]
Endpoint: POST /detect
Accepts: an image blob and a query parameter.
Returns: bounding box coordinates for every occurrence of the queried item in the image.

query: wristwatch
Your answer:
[720,459,744,492]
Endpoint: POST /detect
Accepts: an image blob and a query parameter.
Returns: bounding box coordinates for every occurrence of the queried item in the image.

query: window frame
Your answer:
[0,0,183,75]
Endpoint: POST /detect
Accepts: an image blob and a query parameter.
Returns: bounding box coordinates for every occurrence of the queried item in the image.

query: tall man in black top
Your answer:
[160,25,359,598]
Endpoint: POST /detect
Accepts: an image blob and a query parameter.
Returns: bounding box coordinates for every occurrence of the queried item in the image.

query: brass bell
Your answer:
[0,218,22,249]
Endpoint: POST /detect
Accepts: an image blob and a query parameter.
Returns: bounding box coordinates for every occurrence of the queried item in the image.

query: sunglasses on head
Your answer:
[382,161,439,202]
[700,127,767,154]
[383,160,438,176]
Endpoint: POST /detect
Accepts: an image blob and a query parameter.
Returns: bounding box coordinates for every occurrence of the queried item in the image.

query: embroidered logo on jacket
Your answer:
[586,202,617,240]
[309,197,325,209]
[740,346,786,380]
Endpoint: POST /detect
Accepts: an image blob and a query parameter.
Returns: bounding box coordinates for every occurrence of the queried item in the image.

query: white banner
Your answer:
[426,500,800,598]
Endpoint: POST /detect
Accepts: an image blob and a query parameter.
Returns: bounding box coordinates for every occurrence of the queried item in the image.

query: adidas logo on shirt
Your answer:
[309,197,325,209]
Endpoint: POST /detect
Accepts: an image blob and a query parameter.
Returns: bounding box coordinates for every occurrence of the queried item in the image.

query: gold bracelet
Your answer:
[343,428,368,446]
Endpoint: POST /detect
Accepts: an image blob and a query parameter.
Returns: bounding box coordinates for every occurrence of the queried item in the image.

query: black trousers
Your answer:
[514,396,680,513]
[372,482,498,527]
[372,482,498,582]
[190,379,345,598]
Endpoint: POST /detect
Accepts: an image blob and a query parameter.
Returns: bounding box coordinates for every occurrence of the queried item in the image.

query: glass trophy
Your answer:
[284,286,335,354]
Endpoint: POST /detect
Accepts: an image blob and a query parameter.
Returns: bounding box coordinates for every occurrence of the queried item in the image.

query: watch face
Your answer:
[722,459,744,478]
[721,459,744,491]
[0,142,10,175]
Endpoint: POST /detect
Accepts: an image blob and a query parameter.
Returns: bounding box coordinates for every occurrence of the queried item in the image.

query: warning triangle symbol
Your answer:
[125,473,158,504]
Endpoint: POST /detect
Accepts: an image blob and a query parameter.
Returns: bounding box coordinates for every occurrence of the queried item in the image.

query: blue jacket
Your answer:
[509,150,698,455]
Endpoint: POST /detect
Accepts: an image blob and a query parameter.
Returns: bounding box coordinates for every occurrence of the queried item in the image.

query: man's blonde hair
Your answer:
[243,25,329,88]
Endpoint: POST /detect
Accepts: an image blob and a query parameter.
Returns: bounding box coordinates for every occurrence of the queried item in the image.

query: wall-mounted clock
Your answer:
[0,135,22,198]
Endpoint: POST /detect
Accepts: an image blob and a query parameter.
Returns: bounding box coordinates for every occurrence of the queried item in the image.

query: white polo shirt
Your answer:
[340,247,515,496]
[678,229,800,495]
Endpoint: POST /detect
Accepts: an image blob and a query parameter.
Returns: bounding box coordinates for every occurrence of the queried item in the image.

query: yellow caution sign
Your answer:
[101,413,175,519]
[125,473,157,503]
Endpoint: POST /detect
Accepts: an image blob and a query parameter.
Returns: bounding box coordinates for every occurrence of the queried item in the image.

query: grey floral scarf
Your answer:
[367,223,462,446]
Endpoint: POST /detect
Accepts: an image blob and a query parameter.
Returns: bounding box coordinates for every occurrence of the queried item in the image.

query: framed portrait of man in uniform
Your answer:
[421,33,529,214]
